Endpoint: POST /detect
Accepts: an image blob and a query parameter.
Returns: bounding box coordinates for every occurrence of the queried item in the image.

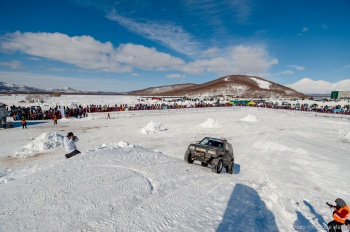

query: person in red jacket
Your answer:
[21,118,27,129]
[327,198,349,232]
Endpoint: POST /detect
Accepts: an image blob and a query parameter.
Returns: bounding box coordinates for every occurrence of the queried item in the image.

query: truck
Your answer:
[0,103,13,129]
[184,137,234,174]
[331,91,350,100]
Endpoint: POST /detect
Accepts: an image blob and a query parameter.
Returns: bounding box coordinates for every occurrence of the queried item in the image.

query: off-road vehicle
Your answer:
[184,137,234,174]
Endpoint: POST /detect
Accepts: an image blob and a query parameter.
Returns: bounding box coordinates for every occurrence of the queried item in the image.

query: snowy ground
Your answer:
[1,96,350,231]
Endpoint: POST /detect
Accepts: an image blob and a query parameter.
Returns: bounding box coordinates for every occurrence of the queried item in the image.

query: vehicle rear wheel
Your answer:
[212,158,223,174]
[226,160,234,174]
[184,151,194,164]
[201,162,208,167]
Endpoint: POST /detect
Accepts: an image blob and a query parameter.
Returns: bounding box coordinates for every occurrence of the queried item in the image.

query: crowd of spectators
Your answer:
[254,101,350,114]
[5,101,231,121]
[4,98,350,121]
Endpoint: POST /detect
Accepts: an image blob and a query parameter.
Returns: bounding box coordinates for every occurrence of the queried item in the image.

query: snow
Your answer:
[14,132,64,157]
[198,118,222,128]
[250,77,271,89]
[140,121,168,134]
[338,129,350,141]
[1,95,350,231]
[286,78,350,94]
[240,114,260,122]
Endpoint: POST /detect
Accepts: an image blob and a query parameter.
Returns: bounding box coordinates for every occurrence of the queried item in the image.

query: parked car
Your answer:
[1,117,14,129]
[332,105,344,113]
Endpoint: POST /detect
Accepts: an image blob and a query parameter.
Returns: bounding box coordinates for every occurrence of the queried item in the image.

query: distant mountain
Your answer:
[128,83,197,95]
[0,82,112,94]
[46,86,82,93]
[129,75,308,98]
[286,78,350,95]
[0,81,45,93]
[1,75,310,98]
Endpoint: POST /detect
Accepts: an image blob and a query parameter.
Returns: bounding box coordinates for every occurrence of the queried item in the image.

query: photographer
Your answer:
[327,198,349,232]
[64,132,81,159]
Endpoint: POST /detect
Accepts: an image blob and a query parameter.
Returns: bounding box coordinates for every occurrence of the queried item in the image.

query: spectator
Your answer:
[21,118,27,129]
[64,132,81,159]
[327,198,349,232]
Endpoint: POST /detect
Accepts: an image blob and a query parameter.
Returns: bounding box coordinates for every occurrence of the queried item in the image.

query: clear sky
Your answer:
[0,0,349,92]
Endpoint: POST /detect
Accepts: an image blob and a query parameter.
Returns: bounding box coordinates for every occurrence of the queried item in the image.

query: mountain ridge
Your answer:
[286,78,350,94]
[1,75,309,98]
[128,75,308,98]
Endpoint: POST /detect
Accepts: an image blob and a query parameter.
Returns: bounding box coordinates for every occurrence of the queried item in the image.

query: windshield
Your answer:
[199,137,224,149]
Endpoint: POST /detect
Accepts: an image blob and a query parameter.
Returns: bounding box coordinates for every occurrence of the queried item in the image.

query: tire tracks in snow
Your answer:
[1,166,149,220]
[87,167,227,231]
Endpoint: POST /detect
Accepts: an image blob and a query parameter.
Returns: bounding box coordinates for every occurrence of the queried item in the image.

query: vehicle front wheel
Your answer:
[184,151,194,164]
[212,158,223,174]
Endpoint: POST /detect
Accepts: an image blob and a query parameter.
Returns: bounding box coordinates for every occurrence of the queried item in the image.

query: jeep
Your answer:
[184,137,234,174]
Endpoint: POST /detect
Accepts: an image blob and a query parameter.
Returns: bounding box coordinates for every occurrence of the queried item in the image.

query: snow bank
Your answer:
[141,121,168,134]
[240,114,260,122]
[198,118,222,128]
[14,132,64,157]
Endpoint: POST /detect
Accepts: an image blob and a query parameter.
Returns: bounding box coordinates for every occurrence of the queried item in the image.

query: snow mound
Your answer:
[117,141,133,148]
[198,118,222,128]
[87,141,135,153]
[15,132,64,157]
[141,121,168,134]
[240,114,260,122]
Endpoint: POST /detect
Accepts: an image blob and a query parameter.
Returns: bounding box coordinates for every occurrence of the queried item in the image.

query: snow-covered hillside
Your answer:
[286,78,350,94]
[1,96,350,231]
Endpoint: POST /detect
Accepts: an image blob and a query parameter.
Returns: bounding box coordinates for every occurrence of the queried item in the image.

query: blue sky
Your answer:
[0,0,349,92]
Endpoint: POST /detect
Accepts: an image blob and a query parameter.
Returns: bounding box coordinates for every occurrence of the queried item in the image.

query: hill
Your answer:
[129,75,308,98]
[128,83,197,95]
[1,75,308,98]
[286,78,350,95]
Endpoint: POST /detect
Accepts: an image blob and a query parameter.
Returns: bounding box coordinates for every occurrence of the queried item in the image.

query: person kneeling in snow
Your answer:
[327,198,349,232]
[64,132,81,159]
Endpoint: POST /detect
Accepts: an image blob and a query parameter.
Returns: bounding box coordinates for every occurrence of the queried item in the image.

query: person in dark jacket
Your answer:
[327,198,349,232]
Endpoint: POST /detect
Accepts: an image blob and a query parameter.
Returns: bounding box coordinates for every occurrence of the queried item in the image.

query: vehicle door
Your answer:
[223,142,230,166]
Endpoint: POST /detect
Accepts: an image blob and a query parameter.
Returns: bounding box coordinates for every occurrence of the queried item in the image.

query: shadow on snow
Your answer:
[233,163,240,174]
[216,183,278,232]
[293,201,328,232]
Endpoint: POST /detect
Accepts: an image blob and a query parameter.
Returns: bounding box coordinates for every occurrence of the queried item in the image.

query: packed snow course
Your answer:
[1,104,350,231]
